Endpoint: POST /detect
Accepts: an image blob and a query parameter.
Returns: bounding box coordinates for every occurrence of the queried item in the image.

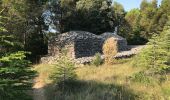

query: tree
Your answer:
[134,22,170,75]
[0,0,29,43]
[112,1,125,34]
[50,50,77,92]
[163,30,170,66]
[0,13,35,100]
[120,8,147,44]
[60,0,115,34]
[125,9,140,29]
[140,0,149,11]
[0,52,35,100]
[150,0,170,33]
[161,18,170,67]
[121,0,159,44]
[139,0,158,39]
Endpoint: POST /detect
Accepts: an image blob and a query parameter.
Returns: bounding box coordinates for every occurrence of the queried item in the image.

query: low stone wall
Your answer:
[41,45,145,64]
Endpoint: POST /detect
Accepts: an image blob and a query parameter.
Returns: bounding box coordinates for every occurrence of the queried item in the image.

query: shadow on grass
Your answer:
[0,70,37,100]
[42,80,138,100]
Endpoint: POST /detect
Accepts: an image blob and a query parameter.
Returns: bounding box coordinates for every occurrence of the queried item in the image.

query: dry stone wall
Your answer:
[74,37,104,58]
[41,31,128,64]
[48,31,105,58]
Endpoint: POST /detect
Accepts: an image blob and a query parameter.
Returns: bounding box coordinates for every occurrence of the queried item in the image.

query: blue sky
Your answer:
[113,0,162,11]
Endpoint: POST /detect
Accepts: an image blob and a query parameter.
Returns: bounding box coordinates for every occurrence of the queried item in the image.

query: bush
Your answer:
[131,71,151,84]
[132,33,170,74]
[50,51,77,92]
[0,51,35,100]
[102,37,118,65]
[91,53,103,67]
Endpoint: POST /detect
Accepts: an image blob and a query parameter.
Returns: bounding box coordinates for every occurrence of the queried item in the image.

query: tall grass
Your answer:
[34,61,170,100]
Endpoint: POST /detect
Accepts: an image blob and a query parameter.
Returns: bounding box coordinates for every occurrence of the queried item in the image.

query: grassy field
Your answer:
[33,60,170,100]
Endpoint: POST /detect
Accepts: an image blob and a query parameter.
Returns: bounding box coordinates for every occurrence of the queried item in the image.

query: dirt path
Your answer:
[33,75,46,100]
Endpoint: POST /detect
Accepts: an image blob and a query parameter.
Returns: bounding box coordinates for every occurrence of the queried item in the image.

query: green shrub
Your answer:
[132,33,170,74]
[50,51,77,92]
[131,71,151,84]
[0,51,35,100]
[162,88,170,97]
[91,53,103,67]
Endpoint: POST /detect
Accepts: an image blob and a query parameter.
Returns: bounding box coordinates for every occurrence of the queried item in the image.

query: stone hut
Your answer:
[41,31,127,63]
[48,31,105,58]
[48,31,127,58]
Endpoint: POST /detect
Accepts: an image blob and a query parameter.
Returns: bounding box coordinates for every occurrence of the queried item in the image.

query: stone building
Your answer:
[41,31,127,63]
[48,31,104,58]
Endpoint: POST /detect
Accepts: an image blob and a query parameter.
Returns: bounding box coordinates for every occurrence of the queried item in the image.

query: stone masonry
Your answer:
[41,31,128,64]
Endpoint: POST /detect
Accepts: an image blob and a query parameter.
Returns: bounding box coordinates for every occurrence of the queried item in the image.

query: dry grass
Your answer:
[103,37,118,64]
[76,63,138,84]
[33,61,170,100]
[33,64,55,85]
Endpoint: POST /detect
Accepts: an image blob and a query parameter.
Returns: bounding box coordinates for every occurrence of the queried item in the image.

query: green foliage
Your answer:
[0,0,47,63]
[50,51,77,92]
[60,0,115,34]
[131,71,151,84]
[161,29,170,69]
[133,34,169,73]
[0,51,35,100]
[25,31,48,63]
[120,0,170,44]
[0,13,35,100]
[125,9,140,28]
[91,53,103,67]
[0,0,28,42]
[132,20,170,83]
[121,8,149,44]
[139,0,157,37]
[113,1,125,32]
[162,87,170,97]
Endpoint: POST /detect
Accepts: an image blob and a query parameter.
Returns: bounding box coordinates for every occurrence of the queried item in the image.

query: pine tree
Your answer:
[50,50,77,92]
[0,14,35,100]
[147,34,167,74]
[161,18,170,67]
[0,51,35,100]
[134,32,170,75]
[92,53,103,67]
[163,30,170,66]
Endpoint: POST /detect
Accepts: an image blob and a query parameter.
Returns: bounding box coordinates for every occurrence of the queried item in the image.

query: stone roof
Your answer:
[49,31,104,46]
[49,31,127,49]
[50,31,126,43]
[101,32,126,40]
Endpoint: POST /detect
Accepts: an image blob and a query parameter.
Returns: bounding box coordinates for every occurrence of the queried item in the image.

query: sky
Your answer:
[113,0,162,11]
